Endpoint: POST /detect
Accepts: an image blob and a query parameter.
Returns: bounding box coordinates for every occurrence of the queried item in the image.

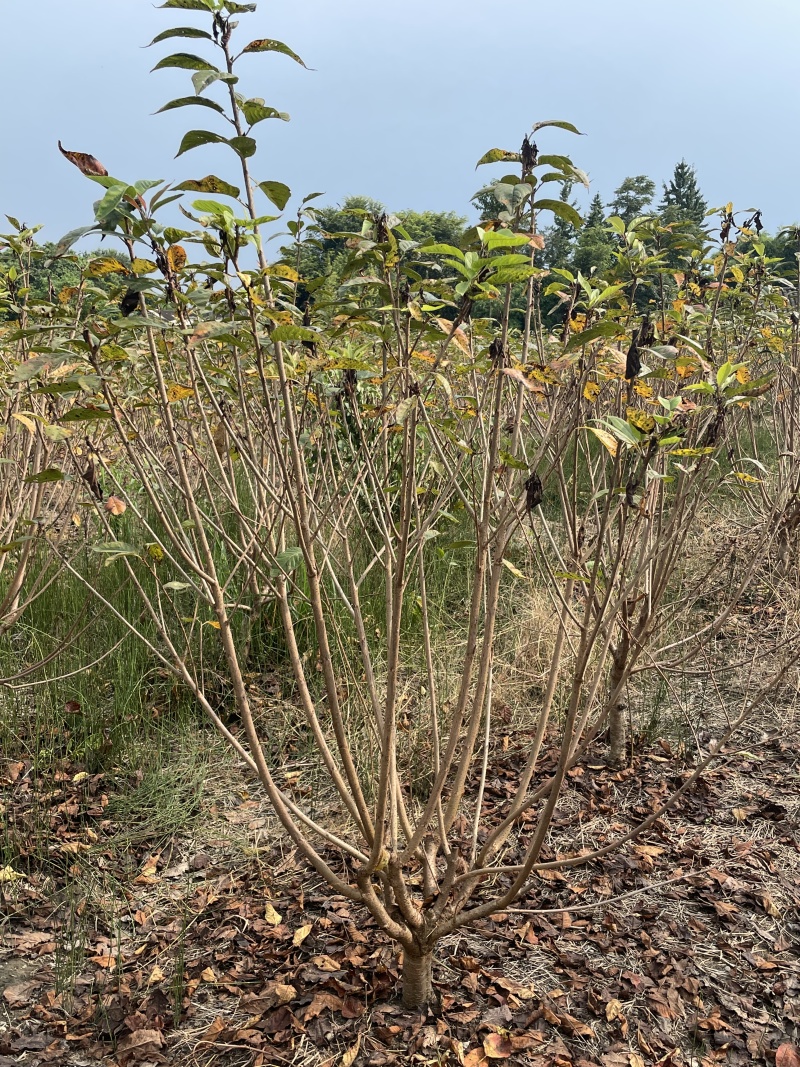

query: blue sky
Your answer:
[3,0,800,244]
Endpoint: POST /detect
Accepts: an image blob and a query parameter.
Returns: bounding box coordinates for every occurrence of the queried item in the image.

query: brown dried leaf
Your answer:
[777,1045,800,1067]
[483,1032,513,1059]
[305,992,343,1019]
[58,140,109,177]
[292,922,313,947]
[3,980,41,1008]
[340,1034,361,1067]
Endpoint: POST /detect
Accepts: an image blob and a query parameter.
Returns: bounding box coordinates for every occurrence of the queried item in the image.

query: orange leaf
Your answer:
[104,496,127,516]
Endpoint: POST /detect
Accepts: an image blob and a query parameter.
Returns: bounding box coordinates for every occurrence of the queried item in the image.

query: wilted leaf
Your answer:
[58,140,108,176]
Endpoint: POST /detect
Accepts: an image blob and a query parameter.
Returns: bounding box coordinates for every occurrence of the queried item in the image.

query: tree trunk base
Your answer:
[608,701,627,767]
[401,949,434,1009]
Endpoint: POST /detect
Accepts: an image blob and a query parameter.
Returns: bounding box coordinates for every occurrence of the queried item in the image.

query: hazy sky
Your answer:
[3,0,800,244]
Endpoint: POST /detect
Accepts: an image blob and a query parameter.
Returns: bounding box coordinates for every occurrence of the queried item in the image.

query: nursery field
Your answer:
[1,2,799,1065]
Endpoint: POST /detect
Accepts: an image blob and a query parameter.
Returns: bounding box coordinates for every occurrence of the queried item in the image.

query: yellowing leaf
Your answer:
[72,771,90,785]
[264,903,282,926]
[293,923,313,947]
[12,412,36,433]
[502,559,527,581]
[167,383,194,403]
[583,381,601,402]
[58,286,79,304]
[626,407,655,433]
[147,543,165,561]
[634,381,654,398]
[87,256,128,277]
[736,366,750,384]
[587,426,618,457]
[205,619,221,629]
[131,258,157,275]
[0,865,25,883]
[166,245,187,272]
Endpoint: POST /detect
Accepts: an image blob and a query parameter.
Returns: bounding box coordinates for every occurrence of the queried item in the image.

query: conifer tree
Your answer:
[608,175,656,224]
[659,161,707,224]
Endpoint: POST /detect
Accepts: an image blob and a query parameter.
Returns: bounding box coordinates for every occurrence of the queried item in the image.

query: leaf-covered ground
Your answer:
[1,717,798,1067]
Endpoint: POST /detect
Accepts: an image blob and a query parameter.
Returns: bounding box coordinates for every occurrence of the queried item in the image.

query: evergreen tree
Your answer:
[659,161,707,224]
[584,193,606,229]
[608,176,656,224]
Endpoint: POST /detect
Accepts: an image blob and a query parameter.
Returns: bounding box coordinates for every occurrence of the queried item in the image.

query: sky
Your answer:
[3,0,800,246]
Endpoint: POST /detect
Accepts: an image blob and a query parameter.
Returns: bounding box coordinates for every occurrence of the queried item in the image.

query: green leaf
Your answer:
[163,581,191,591]
[534,198,583,228]
[53,225,96,256]
[228,135,257,158]
[240,39,308,66]
[92,541,141,566]
[176,175,240,197]
[602,415,645,447]
[61,406,112,422]
[420,242,464,259]
[225,1,257,11]
[158,0,214,9]
[488,266,543,285]
[565,320,621,351]
[271,325,318,342]
[531,119,584,135]
[475,148,522,168]
[151,52,218,73]
[273,547,304,573]
[156,95,226,116]
[149,26,214,45]
[258,181,291,211]
[192,69,237,95]
[24,468,64,484]
[240,101,289,125]
[175,130,227,157]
